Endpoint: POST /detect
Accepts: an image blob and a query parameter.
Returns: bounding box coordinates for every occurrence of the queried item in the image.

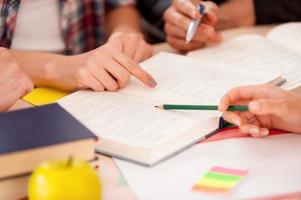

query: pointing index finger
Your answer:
[112,50,157,88]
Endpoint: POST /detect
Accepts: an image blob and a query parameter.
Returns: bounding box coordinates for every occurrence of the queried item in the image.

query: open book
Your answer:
[58,53,280,166]
[188,22,301,90]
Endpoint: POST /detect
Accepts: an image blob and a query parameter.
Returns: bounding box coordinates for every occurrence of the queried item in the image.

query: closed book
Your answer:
[0,103,97,180]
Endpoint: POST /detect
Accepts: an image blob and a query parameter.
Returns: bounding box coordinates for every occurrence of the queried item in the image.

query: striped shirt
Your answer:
[0,0,135,55]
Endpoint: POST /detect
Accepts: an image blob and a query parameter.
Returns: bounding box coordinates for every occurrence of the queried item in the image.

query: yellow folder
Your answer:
[23,87,69,106]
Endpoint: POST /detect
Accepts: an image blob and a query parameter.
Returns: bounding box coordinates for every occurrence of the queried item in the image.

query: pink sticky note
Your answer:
[211,166,249,176]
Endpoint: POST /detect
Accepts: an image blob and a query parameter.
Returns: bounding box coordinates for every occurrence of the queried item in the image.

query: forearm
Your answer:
[215,0,255,30]
[106,5,142,37]
[9,50,65,88]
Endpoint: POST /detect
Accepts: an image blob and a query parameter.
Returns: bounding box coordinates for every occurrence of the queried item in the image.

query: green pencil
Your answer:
[155,104,248,111]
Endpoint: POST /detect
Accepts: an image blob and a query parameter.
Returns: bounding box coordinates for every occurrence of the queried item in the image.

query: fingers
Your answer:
[76,69,105,92]
[248,99,289,117]
[219,85,299,138]
[219,84,268,112]
[75,66,118,92]
[201,1,219,25]
[77,43,156,92]
[164,6,191,30]
[165,23,221,44]
[219,84,290,113]
[172,0,218,25]
[173,0,200,19]
[223,111,269,138]
[164,1,221,51]
[219,95,230,112]
[102,58,131,89]
[108,32,123,52]
[222,111,242,126]
[123,34,139,59]
[108,32,152,63]
[193,24,222,43]
[222,89,294,118]
[239,124,269,138]
[85,76,105,92]
[89,64,119,91]
[164,23,186,39]
[166,35,206,52]
[110,47,157,88]
[133,41,153,63]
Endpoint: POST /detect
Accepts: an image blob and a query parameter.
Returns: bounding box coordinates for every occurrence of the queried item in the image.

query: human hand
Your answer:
[163,0,222,52]
[47,44,157,92]
[219,84,301,137]
[0,48,34,111]
[108,29,153,63]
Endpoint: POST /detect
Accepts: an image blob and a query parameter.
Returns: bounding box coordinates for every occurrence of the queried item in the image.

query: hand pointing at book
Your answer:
[163,0,222,52]
[43,44,157,92]
[219,84,301,137]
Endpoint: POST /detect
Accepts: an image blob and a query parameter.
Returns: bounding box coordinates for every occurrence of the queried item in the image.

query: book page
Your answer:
[59,53,276,152]
[267,23,301,56]
[59,91,217,148]
[188,35,301,89]
[120,52,278,104]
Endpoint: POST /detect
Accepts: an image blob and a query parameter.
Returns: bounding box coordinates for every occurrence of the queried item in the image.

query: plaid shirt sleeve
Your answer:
[106,0,136,8]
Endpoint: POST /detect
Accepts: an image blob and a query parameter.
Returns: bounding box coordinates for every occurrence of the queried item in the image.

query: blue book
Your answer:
[0,103,97,180]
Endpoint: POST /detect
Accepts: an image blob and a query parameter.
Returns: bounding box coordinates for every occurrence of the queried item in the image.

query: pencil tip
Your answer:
[154,105,163,109]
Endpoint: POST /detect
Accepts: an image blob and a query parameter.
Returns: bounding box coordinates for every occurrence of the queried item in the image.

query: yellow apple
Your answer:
[28,158,101,200]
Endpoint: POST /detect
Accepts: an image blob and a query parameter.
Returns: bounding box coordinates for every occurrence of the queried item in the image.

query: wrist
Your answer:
[238,0,256,26]
[112,25,143,37]
[42,54,69,87]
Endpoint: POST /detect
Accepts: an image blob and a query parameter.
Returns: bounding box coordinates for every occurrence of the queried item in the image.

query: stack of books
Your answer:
[0,104,97,199]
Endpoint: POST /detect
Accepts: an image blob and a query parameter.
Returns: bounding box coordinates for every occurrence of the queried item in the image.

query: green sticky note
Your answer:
[205,172,242,182]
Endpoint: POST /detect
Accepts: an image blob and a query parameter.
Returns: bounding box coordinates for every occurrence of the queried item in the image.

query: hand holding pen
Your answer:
[163,0,222,52]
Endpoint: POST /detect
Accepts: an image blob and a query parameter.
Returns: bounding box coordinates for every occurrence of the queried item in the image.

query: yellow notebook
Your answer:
[23,87,69,106]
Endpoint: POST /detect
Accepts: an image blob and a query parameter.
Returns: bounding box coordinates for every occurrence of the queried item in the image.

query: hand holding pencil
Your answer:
[219,84,301,137]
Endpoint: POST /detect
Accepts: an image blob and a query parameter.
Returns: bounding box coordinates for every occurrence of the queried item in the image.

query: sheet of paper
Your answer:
[267,23,301,56]
[188,35,301,89]
[59,91,212,148]
[23,87,69,106]
[115,134,301,200]
[120,52,278,104]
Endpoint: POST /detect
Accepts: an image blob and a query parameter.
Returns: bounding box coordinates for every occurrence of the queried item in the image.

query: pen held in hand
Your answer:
[155,104,249,111]
[186,4,206,44]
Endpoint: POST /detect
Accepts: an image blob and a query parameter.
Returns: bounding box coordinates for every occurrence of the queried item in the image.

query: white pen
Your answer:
[186,4,206,44]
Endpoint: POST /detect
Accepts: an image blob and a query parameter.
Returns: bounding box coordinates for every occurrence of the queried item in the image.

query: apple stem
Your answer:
[67,156,73,167]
